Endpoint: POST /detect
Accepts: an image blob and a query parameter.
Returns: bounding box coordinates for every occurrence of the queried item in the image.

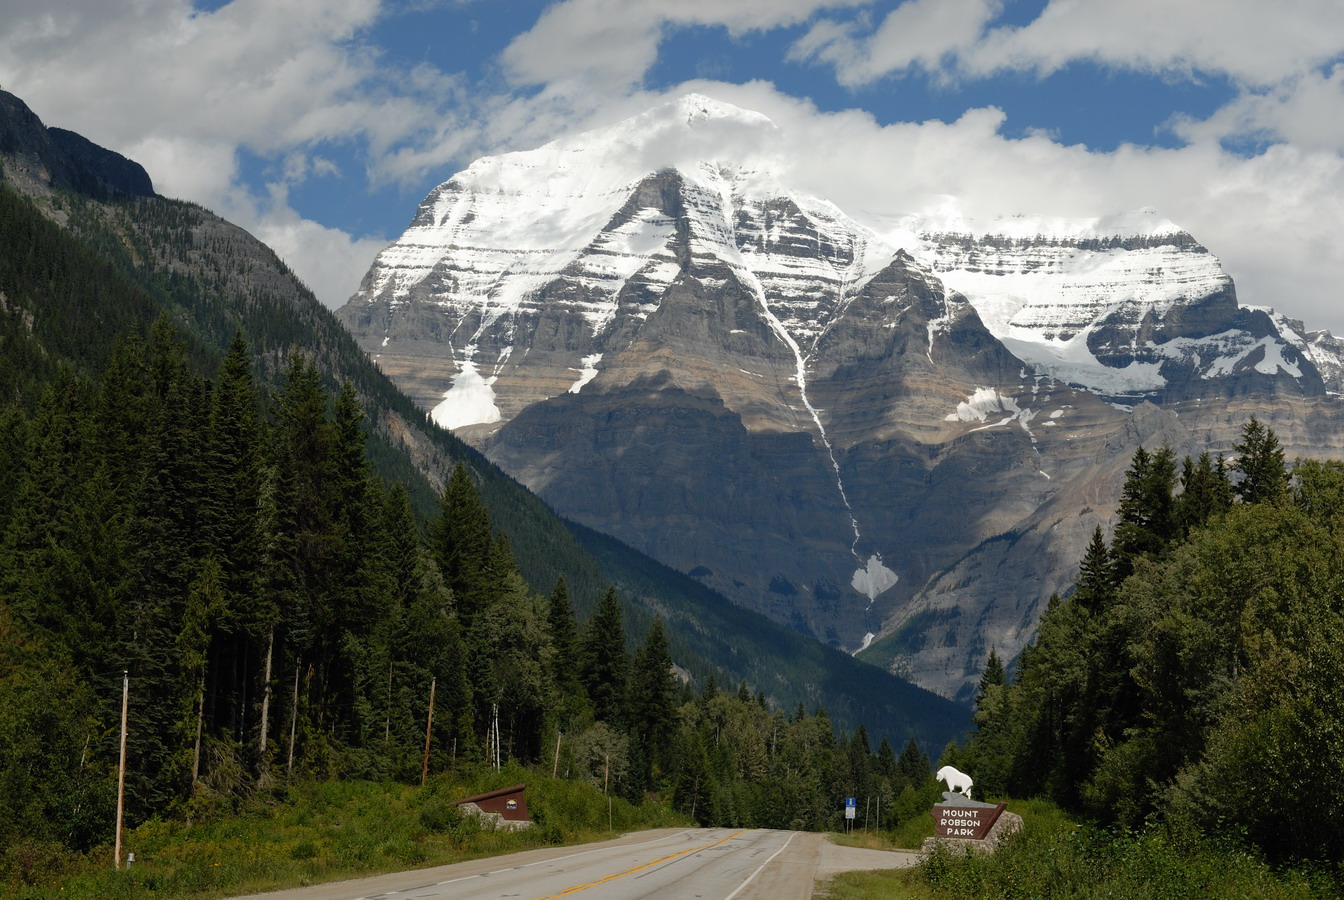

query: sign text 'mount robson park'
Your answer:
[931,802,1008,840]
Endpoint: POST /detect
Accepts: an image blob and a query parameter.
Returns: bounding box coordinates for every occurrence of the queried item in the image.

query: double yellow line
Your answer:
[534,829,746,899]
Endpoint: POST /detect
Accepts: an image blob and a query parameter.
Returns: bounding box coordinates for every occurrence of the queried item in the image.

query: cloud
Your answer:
[0,0,468,308]
[793,0,1344,88]
[501,0,871,91]
[3,0,1342,333]
[790,0,1001,86]
[571,81,1344,334]
[252,206,388,309]
[1170,65,1344,152]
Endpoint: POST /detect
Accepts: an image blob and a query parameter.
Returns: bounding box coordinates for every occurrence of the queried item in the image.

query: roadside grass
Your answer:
[818,798,1342,900]
[3,763,689,899]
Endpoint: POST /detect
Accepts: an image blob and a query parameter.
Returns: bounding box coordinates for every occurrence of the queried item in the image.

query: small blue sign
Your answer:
[845,797,856,808]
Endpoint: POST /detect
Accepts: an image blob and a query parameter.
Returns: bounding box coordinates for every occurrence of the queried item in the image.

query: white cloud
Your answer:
[963,0,1344,86]
[253,211,388,309]
[553,80,1344,334]
[501,0,871,91]
[790,0,1001,85]
[0,0,461,308]
[1170,65,1344,152]
[3,0,1343,333]
[794,0,1344,88]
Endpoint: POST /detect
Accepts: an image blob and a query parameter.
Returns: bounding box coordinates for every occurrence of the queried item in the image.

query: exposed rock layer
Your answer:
[339,95,1344,699]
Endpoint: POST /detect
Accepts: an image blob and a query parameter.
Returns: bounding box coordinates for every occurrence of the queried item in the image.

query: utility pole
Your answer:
[421,677,436,786]
[552,730,562,778]
[114,671,128,870]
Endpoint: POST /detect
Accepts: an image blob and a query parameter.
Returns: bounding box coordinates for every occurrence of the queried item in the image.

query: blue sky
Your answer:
[2,1,1342,332]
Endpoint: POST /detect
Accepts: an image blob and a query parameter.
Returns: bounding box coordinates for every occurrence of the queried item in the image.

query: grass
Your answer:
[2,764,690,899]
[818,798,1343,900]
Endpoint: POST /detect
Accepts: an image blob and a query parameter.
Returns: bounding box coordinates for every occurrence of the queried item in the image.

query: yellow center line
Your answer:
[532,829,747,900]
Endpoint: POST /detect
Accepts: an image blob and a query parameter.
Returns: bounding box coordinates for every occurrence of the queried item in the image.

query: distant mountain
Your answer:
[339,93,1344,700]
[0,88,964,745]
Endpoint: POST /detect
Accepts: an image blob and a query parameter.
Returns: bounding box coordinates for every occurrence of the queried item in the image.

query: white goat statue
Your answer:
[936,765,974,799]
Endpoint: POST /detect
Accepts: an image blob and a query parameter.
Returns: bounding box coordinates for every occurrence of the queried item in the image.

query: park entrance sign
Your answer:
[924,765,1022,853]
[931,798,1008,839]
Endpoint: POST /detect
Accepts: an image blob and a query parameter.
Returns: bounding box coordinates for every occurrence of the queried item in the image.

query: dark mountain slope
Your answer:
[0,88,967,747]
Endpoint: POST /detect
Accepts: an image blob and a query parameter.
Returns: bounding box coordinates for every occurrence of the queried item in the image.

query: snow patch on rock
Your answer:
[432,357,500,430]
[568,353,604,393]
[852,554,898,602]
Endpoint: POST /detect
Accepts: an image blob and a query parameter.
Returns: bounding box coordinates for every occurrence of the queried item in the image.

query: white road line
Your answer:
[722,831,796,900]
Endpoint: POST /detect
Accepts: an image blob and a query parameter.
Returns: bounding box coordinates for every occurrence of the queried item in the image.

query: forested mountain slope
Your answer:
[0,88,967,752]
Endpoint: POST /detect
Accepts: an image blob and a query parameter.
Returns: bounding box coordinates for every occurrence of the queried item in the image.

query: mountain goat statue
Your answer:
[936,765,973,798]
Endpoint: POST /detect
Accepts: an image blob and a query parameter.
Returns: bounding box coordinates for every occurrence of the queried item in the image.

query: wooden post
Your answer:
[385,658,393,745]
[552,730,562,778]
[114,671,128,870]
[421,677,436,786]
[286,662,300,779]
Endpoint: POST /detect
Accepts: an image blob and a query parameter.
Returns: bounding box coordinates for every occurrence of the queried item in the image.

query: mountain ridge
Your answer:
[340,92,1344,699]
[0,87,965,741]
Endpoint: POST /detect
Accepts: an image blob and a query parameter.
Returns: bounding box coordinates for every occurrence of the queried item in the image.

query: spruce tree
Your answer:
[428,464,495,628]
[1232,417,1288,505]
[628,617,678,789]
[1072,527,1116,614]
[975,648,1006,708]
[581,587,629,725]
[1112,444,1177,578]
[1175,451,1234,536]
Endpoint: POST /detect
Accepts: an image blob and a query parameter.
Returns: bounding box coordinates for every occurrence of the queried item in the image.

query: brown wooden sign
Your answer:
[931,801,1007,840]
[456,783,530,822]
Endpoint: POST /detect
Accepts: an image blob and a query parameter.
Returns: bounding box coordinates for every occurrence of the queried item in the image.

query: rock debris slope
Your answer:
[339,94,1344,700]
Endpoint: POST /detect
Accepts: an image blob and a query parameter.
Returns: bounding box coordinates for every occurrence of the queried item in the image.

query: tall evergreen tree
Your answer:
[428,464,495,627]
[1111,444,1177,578]
[1175,451,1234,536]
[975,649,1006,708]
[581,587,629,725]
[1072,527,1116,614]
[1232,417,1288,505]
[627,617,678,790]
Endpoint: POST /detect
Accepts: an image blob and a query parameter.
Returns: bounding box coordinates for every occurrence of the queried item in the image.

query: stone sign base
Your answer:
[458,801,533,832]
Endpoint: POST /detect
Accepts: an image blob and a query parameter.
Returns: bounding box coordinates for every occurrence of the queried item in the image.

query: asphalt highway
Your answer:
[226,827,920,900]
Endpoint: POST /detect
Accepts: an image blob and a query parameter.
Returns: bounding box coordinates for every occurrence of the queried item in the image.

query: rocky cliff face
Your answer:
[338,94,1344,700]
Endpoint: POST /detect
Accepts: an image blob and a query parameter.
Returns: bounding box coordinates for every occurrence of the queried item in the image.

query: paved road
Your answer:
[227,828,920,900]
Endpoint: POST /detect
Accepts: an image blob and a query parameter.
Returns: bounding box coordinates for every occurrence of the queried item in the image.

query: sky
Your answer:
[2,1,1343,332]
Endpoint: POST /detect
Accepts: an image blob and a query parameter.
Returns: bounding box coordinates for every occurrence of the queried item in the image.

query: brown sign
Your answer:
[931,802,1007,840]
[456,783,530,821]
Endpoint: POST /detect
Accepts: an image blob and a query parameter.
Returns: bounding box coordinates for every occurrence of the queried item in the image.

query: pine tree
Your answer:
[627,617,678,790]
[546,576,587,725]
[1232,417,1288,505]
[975,649,1006,708]
[428,464,495,628]
[1072,527,1116,614]
[581,587,629,725]
[1175,451,1234,536]
[895,738,930,790]
[1112,444,1177,578]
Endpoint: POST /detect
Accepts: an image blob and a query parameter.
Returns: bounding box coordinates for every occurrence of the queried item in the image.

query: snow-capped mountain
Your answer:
[339,94,1344,700]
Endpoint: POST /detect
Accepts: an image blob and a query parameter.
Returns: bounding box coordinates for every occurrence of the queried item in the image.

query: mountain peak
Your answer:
[665,92,774,127]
